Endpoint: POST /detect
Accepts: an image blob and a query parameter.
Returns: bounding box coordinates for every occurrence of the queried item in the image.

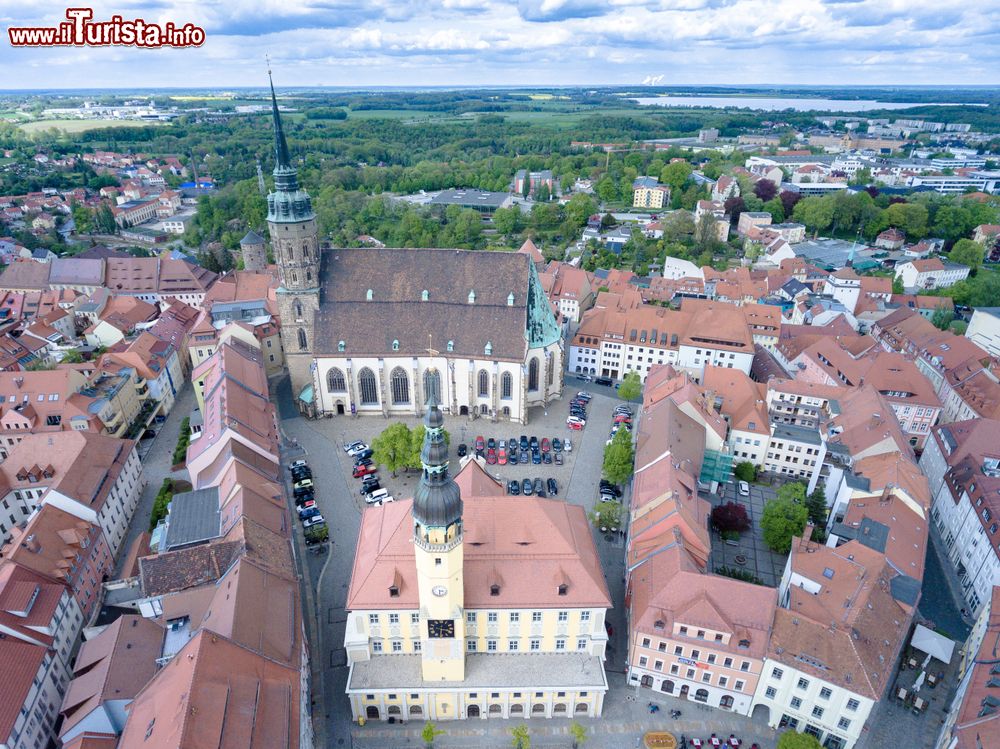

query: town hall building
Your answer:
[264,74,563,423]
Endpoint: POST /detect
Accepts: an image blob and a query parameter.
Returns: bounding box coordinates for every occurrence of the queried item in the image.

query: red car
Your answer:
[475,435,485,453]
[486,448,497,465]
[567,421,584,431]
[614,415,632,425]
[541,437,551,453]
[353,463,378,478]
[498,448,507,465]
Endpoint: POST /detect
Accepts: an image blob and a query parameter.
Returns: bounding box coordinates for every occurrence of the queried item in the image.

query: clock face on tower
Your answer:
[427,619,455,638]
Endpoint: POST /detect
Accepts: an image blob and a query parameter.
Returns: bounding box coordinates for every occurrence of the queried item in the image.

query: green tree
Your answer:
[570,722,589,749]
[949,238,985,271]
[762,197,785,222]
[617,371,642,401]
[694,213,720,253]
[792,196,834,234]
[761,494,809,554]
[602,427,634,486]
[596,177,618,204]
[372,422,412,477]
[777,731,822,749]
[493,206,520,236]
[883,202,928,239]
[734,461,757,483]
[931,307,956,330]
[421,721,445,748]
[565,193,596,227]
[776,481,807,504]
[805,485,828,527]
[71,203,93,234]
[660,161,692,192]
[511,724,530,749]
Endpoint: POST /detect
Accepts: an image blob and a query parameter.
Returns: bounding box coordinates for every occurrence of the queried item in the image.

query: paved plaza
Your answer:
[705,481,788,588]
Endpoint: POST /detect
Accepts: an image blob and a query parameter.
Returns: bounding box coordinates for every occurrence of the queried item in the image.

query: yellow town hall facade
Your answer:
[344,401,612,721]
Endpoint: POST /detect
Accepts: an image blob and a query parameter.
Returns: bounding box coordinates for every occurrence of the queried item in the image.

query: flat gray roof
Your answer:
[772,423,822,446]
[429,189,510,209]
[164,487,220,550]
[348,653,608,691]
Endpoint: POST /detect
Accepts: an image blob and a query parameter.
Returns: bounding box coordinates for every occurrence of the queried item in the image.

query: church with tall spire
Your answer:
[264,71,563,424]
[343,401,612,722]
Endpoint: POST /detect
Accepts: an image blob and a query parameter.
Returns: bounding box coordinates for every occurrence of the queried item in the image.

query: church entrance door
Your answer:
[336,402,345,415]
[459,406,469,416]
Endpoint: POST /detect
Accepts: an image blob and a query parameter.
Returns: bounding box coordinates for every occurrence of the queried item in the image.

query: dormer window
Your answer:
[447,340,454,353]
[338,340,346,353]
[485,341,492,356]
[422,290,429,301]
[389,584,400,598]
[557,583,568,596]
[366,289,373,301]
[392,339,400,351]
[654,619,665,631]
[468,290,476,304]
[507,293,515,306]
[490,583,500,596]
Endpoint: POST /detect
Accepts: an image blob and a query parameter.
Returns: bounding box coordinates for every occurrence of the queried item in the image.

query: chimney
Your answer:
[22,534,40,553]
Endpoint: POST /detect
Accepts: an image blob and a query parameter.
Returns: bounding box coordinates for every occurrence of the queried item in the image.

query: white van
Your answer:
[365,488,390,505]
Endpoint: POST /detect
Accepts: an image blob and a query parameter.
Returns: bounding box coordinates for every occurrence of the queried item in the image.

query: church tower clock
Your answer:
[412,399,466,682]
[265,69,320,396]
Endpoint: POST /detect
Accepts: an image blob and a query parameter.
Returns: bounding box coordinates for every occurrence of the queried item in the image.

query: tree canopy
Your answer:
[602,427,635,486]
[761,492,809,554]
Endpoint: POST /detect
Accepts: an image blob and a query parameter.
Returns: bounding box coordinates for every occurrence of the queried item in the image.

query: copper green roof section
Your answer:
[265,70,314,224]
[525,258,561,349]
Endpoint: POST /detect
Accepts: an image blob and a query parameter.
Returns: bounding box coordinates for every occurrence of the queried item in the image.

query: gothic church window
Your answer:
[528,358,539,391]
[478,370,489,398]
[327,368,346,392]
[390,367,410,405]
[359,368,379,405]
[297,328,307,350]
[501,372,513,400]
[423,370,441,403]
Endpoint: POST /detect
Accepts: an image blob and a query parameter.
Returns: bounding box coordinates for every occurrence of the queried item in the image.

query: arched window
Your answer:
[358,368,378,405]
[390,367,410,405]
[293,299,303,319]
[719,695,734,709]
[501,371,513,400]
[478,369,489,398]
[528,358,539,391]
[297,328,307,351]
[661,680,674,694]
[423,369,441,403]
[326,368,346,392]
[546,354,554,386]
[694,688,709,703]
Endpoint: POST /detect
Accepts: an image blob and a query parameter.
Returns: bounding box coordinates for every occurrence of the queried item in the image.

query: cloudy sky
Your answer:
[2,0,999,89]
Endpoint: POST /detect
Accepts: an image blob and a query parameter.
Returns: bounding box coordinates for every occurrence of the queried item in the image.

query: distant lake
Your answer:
[631,96,952,112]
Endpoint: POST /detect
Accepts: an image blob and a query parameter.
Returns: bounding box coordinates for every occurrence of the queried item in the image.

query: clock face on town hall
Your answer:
[427,619,455,639]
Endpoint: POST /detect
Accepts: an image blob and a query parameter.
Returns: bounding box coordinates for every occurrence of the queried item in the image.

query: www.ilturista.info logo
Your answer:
[8,8,205,48]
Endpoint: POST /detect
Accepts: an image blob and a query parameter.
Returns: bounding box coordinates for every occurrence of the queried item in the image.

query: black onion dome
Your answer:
[412,399,463,529]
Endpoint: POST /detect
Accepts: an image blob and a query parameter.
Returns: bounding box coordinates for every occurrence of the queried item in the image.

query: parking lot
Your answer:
[705,482,788,588]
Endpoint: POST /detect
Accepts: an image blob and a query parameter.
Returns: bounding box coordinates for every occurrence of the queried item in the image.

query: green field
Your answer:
[346,108,453,122]
[18,119,163,134]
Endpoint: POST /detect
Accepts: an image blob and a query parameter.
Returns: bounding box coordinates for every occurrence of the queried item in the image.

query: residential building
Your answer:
[1,504,112,622]
[895,258,970,292]
[82,296,159,349]
[965,308,1000,358]
[920,419,1000,617]
[712,176,739,203]
[513,169,554,197]
[737,212,772,236]
[821,268,862,314]
[0,369,98,460]
[539,262,595,325]
[0,560,84,749]
[344,404,611,721]
[702,365,769,466]
[0,431,141,554]
[632,177,671,209]
[100,332,183,417]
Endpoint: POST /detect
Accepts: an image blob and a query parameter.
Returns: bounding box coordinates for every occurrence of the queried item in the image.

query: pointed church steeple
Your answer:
[268,67,291,171]
[413,397,463,533]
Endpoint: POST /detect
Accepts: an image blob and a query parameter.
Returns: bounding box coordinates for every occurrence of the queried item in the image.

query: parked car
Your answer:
[519,450,529,464]
[361,473,380,486]
[498,448,507,465]
[297,499,316,514]
[566,416,586,426]
[291,468,312,482]
[547,478,559,496]
[354,448,373,462]
[498,439,506,450]
[522,478,533,495]
[507,480,520,495]
[614,406,633,416]
[360,482,381,496]
[739,481,750,496]
[369,496,395,507]
[564,438,573,452]
[346,442,370,457]
[475,435,485,452]
[486,448,497,465]
[614,414,632,424]
[533,478,545,497]
[542,451,552,464]
[576,391,593,401]
[600,481,622,497]
[567,420,584,431]
[293,478,314,491]
[541,437,551,453]
[353,463,377,478]
[293,487,314,501]
[508,447,518,463]
[303,515,326,529]
[487,437,497,451]
[554,452,563,466]
[365,488,390,505]
[578,373,593,382]
[299,507,320,521]
[595,377,613,386]
[552,437,563,452]
[529,436,539,450]
[288,459,308,471]
[457,443,468,457]
[509,436,519,451]
[531,449,541,464]
[343,440,365,454]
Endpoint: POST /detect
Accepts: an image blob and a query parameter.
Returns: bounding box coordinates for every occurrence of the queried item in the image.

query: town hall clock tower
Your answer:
[266,70,321,397]
[412,399,466,682]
